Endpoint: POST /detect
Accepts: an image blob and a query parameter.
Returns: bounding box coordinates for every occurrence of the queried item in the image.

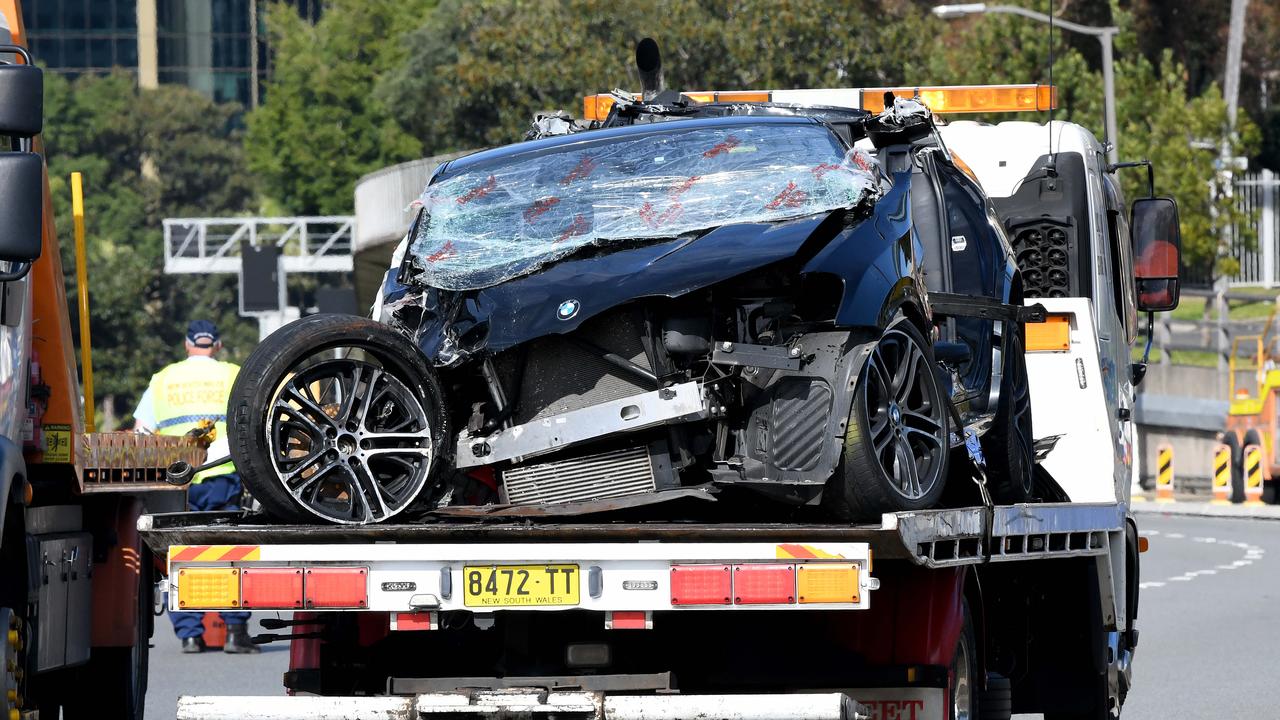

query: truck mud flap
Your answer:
[176,691,871,720]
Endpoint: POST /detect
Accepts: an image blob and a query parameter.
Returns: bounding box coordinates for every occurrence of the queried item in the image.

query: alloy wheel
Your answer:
[863,326,948,500]
[267,355,435,524]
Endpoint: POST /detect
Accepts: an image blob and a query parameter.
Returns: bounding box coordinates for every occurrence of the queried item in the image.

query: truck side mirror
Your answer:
[0,53,44,272]
[0,60,43,137]
[1131,197,1181,312]
[0,153,42,266]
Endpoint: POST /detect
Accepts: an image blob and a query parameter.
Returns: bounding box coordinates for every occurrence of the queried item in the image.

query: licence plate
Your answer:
[463,564,580,607]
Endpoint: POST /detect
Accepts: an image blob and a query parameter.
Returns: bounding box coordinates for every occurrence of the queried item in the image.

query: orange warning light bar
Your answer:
[583,84,1056,122]
[861,84,1057,114]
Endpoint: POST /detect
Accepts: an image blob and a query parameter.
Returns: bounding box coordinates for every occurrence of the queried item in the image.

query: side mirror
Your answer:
[0,59,43,137]
[1131,197,1181,312]
[0,152,42,265]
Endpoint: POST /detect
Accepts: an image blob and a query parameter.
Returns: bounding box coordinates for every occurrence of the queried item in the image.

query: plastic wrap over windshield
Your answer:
[409,124,880,290]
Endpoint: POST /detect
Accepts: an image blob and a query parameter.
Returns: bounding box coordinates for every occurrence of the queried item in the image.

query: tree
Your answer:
[244,0,433,215]
[929,2,1259,279]
[378,0,943,154]
[41,71,257,428]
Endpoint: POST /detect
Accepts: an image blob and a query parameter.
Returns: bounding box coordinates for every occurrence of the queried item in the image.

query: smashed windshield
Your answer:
[409,122,879,290]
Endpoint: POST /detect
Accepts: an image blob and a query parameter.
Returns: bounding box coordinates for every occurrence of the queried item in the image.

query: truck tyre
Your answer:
[982,328,1034,504]
[63,546,151,720]
[1222,431,1244,503]
[825,318,950,521]
[230,314,451,524]
[978,673,1012,720]
[951,600,979,720]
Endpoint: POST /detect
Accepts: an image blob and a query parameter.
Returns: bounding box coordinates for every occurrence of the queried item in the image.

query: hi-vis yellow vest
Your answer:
[149,359,240,483]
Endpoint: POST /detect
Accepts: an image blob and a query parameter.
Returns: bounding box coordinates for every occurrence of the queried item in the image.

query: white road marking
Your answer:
[1140,532,1266,591]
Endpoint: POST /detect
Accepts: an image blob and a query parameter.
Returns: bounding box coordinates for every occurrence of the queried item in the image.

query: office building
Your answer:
[21,0,322,107]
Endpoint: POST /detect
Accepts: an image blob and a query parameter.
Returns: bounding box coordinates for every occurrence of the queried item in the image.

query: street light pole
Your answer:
[932,3,1121,164]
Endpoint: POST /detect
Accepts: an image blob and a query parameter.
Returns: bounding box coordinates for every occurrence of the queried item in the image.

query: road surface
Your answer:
[1119,513,1280,719]
[142,514,1280,719]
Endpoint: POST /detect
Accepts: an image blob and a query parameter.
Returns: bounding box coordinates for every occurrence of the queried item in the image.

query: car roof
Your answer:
[437,115,828,181]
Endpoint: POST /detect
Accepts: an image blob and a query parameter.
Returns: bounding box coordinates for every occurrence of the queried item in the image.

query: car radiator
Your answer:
[514,309,653,425]
[502,446,657,505]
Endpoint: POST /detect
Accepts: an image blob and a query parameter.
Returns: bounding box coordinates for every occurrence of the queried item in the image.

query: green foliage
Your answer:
[41,71,256,425]
[251,0,1263,283]
[930,2,1259,279]
[378,0,942,154]
[244,0,433,215]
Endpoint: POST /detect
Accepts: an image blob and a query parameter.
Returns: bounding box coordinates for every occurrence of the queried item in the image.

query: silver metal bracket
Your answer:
[456,381,708,468]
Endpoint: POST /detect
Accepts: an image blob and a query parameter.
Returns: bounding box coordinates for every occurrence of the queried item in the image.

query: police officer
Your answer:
[134,320,260,654]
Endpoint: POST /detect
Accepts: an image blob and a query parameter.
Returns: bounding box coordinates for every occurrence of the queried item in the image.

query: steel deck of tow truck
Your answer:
[140,501,1126,568]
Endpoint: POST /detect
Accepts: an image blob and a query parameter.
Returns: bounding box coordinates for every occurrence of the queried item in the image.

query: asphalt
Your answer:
[1115,513,1280,720]
[143,613,290,720]
[142,514,1280,719]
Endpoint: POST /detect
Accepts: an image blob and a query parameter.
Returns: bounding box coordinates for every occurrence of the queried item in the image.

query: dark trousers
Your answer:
[169,474,250,638]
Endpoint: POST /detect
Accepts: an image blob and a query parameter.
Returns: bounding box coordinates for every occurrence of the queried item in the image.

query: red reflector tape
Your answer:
[241,567,304,609]
[390,612,437,631]
[305,567,368,609]
[670,564,731,606]
[606,611,651,630]
[733,564,796,604]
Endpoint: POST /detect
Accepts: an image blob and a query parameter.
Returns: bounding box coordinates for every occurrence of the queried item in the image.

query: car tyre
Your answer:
[982,326,1034,504]
[825,318,950,521]
[230,314,451,524]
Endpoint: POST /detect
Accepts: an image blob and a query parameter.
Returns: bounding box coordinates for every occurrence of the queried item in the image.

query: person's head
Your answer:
[185,320,222,357]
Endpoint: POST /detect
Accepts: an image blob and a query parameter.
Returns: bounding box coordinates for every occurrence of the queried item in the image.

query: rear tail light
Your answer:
[797,563,860,604]
[670,564,731,605]
[305,567,369,608]
[733,564,796,604]
[241,568,304,609]
[176,568,240,609]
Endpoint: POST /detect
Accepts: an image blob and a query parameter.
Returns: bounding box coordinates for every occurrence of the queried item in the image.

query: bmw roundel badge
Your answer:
[557,299,581,321]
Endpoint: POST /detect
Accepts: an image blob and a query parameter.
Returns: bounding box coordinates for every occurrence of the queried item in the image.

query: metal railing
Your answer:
[163,216,356,274]
[1226,169,1279,288]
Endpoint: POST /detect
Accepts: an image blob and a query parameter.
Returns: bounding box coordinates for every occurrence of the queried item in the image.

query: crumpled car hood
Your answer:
[388,210,851,364]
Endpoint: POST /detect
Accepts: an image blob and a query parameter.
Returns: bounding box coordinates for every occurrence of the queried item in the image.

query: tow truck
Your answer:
[2,4,194,719]
[139,72,1183,719]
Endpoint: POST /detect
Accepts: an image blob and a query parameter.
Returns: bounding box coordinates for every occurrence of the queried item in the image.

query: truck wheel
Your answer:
[951,601,979,720]
[1222,431,1244,503]
[63,546,151,720]
[981,328,1034,504]
[231,314,451,524]
[825,318,950,521]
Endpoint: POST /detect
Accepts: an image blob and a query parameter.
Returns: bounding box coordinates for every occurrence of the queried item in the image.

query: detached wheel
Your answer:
[825,318,950,521]
[230,314,451,524]
[982,326,1034,504]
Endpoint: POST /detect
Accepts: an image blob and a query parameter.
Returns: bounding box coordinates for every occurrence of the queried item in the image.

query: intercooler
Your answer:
[502,446,657,505]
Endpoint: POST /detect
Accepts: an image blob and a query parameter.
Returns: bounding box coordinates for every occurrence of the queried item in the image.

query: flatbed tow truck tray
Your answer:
[139,501,1125,568]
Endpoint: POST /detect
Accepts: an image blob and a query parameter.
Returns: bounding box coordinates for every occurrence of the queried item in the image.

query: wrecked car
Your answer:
[228,96,1037,525]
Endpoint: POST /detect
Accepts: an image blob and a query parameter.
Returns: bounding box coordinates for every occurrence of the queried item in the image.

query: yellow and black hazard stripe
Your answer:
[1156,445,1174,489]
[1213,445,1232,491]
[1245,446,1264,492]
